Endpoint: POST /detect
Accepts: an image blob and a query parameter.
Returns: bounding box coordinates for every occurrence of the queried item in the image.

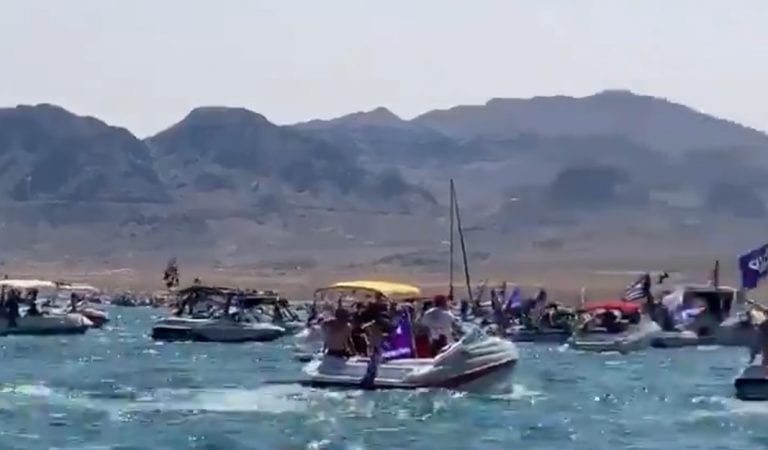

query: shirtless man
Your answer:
[322,308,353,358]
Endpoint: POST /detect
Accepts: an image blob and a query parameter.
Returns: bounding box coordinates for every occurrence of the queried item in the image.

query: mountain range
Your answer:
[1,90,767,267]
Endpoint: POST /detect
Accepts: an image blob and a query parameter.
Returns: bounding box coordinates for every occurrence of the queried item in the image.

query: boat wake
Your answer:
[687,395,768,420]
[0,383,317,417]
[487,383,545,402]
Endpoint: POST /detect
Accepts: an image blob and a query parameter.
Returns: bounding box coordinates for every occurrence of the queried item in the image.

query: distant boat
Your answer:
[568,301,661,353]
[150,285,287,343]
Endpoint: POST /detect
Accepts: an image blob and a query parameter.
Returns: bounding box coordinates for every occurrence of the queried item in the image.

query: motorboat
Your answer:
[735,364,768,400]
[0,312,92,336]
[0,279,109,329]
[302,280,518,389]
[54,282,110,328]
[301,327,518,389]
[237,290,304,334]
[649,285,741,348]
[505,304,576,343]
[568,301,661,353]
[151,285,287,342]
[151,316,285,342]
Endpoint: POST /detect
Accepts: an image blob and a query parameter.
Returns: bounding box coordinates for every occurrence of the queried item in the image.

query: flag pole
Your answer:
[449,179,455,301]
[452,181,473,304]
[713,260,720,289]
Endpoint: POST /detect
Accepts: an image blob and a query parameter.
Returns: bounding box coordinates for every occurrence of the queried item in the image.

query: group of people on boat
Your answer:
[170,285,299,327]
[0,286,86,327]
[314,293,462,360]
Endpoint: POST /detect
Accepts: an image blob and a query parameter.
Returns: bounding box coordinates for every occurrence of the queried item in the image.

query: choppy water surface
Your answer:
[0,307,765,449]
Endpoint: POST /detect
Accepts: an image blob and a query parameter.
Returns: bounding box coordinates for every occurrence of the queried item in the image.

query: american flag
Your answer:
[623,273,651,302]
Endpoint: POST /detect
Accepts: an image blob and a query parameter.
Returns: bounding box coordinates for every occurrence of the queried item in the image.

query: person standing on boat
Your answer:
[420,295,459,355]
[747,307,768,366]
[5,289,20,328]
[322,308,353,358]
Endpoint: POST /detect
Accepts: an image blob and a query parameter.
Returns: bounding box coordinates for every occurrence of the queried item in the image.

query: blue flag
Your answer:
[504,287,523,311]
[381,311,414,361]
[674,306,704,325]
[360,311,414,389]
[739,243,768,289]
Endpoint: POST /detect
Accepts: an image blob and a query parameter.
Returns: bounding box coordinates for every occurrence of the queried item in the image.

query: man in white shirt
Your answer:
[420,295,458,354]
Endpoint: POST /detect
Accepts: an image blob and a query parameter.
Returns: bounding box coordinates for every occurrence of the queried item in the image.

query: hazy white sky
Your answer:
[1,0,767,136]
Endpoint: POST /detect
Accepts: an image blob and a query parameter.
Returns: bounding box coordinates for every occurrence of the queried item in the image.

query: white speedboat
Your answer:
[151,317,285,342]
[568,301,661,353]
[0,313,92,336]
[57,283,110,328]
[46,305,109,328]
[735,364,768,400]
[301,329,518,389]
[569,318,661,353]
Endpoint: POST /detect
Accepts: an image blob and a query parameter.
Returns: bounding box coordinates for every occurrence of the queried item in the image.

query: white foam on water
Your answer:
[0,383,54,397]
[695,345,721,352]
[489,383,545,402]
[143,385,311,414]
[687,395,768,420]
[306,439,332,450]
[2,383,314,418]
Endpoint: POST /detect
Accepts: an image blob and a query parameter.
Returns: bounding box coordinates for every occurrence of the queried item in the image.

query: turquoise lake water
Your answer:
[0,307,765,450]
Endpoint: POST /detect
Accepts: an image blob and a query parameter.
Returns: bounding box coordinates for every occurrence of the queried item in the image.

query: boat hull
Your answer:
[714,317,755,347]
[735,365,768,401]
[151,318,285,343]
[0,315,90,336]
[507,327,571,343]
[80,308,110,328]
[650,330,717,348]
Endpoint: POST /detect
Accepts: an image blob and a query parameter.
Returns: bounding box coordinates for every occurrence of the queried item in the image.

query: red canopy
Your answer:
[582,300,640,315]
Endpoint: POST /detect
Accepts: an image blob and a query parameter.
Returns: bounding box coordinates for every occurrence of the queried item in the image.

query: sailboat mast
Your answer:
[449,180,455,299]
[451,181,472,303]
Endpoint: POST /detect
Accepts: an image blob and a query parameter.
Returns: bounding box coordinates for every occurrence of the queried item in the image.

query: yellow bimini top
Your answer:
[314,280,422,302]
